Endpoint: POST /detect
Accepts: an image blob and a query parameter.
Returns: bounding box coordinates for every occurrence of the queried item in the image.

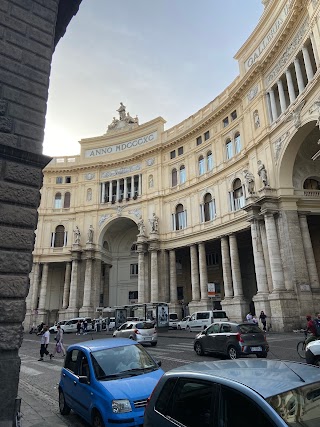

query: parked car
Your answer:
[61,317,93,333]
[144,359,320,427]
[113,321,158,346]
[186,310,229,332]
[59,338,164,427]
[177,316,191,330]
[49,320,67,334]
[169,313,179,329]
[193,321,269,359]
[306,339,320,366]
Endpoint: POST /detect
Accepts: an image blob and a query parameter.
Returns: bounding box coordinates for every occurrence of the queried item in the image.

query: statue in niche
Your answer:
[73,226,81,244]
[243,170,255,194]
[137,217,146,236]
[253,110,260,128]
[117,102,126,121]
[149,212,159,233]
[257,160,269,187]
[148,175,154,188]
[87,225,94,243]
[86,188,92,201]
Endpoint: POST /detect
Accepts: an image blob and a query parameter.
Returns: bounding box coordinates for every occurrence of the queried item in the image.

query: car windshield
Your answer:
[239,324,263,334]
[170,314,178,320]
[90,344,157,380]
[266,382,320,426]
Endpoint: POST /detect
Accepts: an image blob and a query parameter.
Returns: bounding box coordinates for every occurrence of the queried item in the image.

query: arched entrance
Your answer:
[99,217,139,308]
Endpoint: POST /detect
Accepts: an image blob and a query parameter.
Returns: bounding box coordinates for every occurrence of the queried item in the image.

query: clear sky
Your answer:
[43,0,264,157]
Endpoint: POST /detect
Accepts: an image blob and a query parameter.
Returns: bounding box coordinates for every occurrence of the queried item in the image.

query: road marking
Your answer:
[20,366,42,376]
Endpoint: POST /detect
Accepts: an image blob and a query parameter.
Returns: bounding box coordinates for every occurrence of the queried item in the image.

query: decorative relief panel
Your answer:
[146,158,155,166]
[99,214,112,227]
[101,164,141,179]
[265,19,308,87]
[85,173,95,180]
[247,85,259,102]
[273,131,290,162]
[129,209,142,218]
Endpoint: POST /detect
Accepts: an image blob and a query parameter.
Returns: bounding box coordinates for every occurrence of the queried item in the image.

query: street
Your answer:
[19,329,305,426]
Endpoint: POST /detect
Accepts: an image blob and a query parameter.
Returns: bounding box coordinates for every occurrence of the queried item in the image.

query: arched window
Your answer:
[54,192,62,209]
[63,192,71,208]
[303,178,320,190]
[207,151,213,171]
[51,225,66,248]
[198,156,205,175]
[180,165,186,184]
[173,203,187,230]
[226,139,233,160]
[172,168,178,187]
[230,178,244,211]
[234,132,241,154]
[202,193,216,222]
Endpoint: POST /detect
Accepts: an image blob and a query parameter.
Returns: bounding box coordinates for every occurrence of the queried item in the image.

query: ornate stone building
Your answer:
[27,0,320,333]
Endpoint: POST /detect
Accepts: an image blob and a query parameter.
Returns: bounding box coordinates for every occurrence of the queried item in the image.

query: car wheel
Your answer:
[151,342,157,347]
[186,326,191,332]
[194,341,204,356]
[59,390,71,415]
[256,352,268,358]
[227,346,238,360]
[92,410,105,427]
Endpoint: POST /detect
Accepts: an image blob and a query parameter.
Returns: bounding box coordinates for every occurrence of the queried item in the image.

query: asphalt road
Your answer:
[19,329,306,426]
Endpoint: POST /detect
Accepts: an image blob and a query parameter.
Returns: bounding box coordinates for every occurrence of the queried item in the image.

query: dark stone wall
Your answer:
[0,0,82,423]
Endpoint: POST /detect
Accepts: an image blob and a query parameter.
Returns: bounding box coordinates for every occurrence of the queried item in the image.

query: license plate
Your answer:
[251,346,262,351]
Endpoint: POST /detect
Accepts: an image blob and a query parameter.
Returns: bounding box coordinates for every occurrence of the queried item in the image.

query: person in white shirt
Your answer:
[246,312,253,322]
[50,325,66,358]
[38,325,50,361]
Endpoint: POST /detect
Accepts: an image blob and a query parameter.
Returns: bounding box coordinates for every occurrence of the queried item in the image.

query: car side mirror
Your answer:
[156,360,162,367]
[78,375,89,384]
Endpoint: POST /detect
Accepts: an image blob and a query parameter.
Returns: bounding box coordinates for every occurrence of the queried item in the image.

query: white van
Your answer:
[169,313,179,329]
[186,310,228,332]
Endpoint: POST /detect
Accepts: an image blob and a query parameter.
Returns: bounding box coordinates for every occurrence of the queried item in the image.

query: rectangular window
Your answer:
[199,158,205,175]
[204,131,210,141]
[206,253,219,266]
[56,176,63,184]
[129,291,138,300]
[130,264,138,275]
[178,146,184,156]
[196,136,202,146]
[223,117,229,127]
[234,134,241,154]
[170,150,176,159]
[226,141,233,159]
[65,176,71,183]
[231,110,237,121]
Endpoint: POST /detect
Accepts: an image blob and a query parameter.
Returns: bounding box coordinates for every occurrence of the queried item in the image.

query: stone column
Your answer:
[264,213,286,291]
[269,89,278,122]
[169,250,178,303]
[108,181,112,202]
[221,237,233,298]
[101,182,105,203]
[259,222,273,292]
[266,93,273,124]
[103,264,110,307]
[137,242,146,303]
[250,220,269,294]
[294,57,305,94]
[131,176,134,197]
[198,242,209,301]
[190,244,200,301]
[310,32,320,68]
[81,255,93,308]
[277,79,287,113]
[138,174,142,195]
[229,234,244,297]
[68,258,80,310]
[302,46,314,82]
[150,250,159,302]
[116,179,120,200]
[299,214,320,290]
[31,262,40,310]
[286,68,296,104]
[38,263,49,312]
[62,262,71,309]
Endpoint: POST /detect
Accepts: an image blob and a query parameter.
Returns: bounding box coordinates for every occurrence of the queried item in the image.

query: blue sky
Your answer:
[43,0,264,156]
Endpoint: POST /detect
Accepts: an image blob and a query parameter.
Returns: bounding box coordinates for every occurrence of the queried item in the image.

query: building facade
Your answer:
[27,0,320,332]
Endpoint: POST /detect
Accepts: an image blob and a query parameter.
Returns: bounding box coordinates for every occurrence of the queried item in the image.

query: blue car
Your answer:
[59,338,164,427]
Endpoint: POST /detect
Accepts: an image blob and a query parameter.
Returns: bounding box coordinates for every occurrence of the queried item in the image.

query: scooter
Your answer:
[305,340,320,366]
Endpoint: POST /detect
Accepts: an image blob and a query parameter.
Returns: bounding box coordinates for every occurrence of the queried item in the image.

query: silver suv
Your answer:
[193,321,269,359]
[113,320,157,346]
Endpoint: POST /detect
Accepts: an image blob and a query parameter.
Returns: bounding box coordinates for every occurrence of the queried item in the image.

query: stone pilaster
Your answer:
[299,213,320,291]
[229,234,244,297]
[190,244,200,302]
[221,236,233,298]
[67,248,82,318]
[137,235,148,304]
[198,242,209,302]
[62,262,71,309]
[103,264,111,307]
[169,250,177,303]
[149,235,159,303]
[79,246,95,317]
[38,263,49,321]
[259,222,273,292]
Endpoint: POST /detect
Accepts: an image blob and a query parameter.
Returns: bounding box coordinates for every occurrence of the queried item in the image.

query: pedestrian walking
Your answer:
[259,311,267,331]
[38,325,50,361]
[83,319,88,334]
[76,320,81,335]
[246,312,253,322]
[50,325,66,358]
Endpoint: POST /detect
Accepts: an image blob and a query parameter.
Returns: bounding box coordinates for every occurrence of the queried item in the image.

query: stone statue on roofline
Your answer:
[107,103,140,133]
